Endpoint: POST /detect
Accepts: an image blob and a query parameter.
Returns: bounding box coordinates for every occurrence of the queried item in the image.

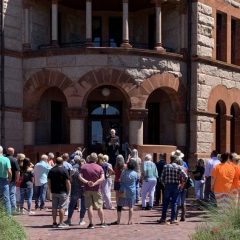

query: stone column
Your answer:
[129,109,148,145]
[226,14,232,64]
[121,0,132,48]
[179,2,187,54]
[23,109,40,145]
[51,0,59,46]
[225,114,232,152]
[68,108,87,145]
[155,2,164,51]
[23,0,31,50]
[85,0,92,46]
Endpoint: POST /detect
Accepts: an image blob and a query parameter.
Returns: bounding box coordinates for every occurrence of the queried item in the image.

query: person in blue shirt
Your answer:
[34,154,51,210]
[112,159,137,225]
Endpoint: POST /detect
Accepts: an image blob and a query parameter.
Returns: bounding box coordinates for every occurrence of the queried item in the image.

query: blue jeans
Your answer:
[177,189,187,206]
[0,178,11,215]
[9,182,16,212]
[20,188,33,210]
[136,178,140,203]
[194,180,204,200]
[161,183,179,221]
[68,193,86,220]
[35,183,48,209]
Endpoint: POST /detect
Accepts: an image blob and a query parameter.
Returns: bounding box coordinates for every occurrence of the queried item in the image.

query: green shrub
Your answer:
[0,206,26,240]
[191,204,240,240]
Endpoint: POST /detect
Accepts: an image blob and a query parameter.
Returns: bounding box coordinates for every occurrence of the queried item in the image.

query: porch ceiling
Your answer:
[59,0,154,12]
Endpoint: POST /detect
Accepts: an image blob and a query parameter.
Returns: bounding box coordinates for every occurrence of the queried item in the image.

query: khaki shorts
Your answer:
[52,193,68,210]
[84,191,103,209]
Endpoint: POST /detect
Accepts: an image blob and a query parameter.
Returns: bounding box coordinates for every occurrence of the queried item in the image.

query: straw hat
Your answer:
[171,149,184,159]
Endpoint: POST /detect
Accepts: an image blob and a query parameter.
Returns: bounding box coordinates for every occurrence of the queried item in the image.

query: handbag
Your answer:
[186,177,194,189]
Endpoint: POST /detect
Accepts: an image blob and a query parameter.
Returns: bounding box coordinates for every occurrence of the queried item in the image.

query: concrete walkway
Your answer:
[16,199,207,240]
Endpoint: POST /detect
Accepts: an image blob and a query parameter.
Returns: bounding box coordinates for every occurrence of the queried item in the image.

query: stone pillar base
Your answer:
[121,40,132,48]
[23,43,31,51]
[51,40,59,48]
[154,43,165,51]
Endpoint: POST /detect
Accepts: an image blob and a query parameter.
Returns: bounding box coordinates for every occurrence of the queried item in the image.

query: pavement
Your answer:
[15,199,207,240]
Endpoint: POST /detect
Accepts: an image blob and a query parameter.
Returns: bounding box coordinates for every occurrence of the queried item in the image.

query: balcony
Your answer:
[25,0,186,55]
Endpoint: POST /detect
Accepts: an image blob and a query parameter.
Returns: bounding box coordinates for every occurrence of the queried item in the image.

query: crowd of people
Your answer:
[0,140,240,229]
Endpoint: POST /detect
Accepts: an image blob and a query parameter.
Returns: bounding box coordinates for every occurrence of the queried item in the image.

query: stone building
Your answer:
[0,0,240,165]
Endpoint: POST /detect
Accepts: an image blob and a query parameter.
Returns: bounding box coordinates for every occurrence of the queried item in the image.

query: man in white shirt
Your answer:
[204,150,220,202]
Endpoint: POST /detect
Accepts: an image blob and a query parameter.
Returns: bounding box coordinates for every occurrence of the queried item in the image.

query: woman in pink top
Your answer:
[114,155,126,203]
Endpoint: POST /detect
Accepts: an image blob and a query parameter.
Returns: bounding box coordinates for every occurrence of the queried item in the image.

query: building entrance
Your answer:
[88,102,122,154]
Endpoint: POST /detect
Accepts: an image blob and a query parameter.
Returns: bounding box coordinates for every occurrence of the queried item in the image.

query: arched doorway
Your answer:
[144,88,178,145]
[215,100,226,153]
[230,103,240,152]
[35,87,69,145]
[86,85,129,154]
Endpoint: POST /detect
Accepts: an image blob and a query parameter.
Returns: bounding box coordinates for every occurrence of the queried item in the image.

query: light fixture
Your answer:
[101,103,109,109]
[101,87,110,97]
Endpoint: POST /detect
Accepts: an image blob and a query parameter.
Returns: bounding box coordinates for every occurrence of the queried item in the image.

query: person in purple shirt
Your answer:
[204,150,220,202]
[79,153,106,229]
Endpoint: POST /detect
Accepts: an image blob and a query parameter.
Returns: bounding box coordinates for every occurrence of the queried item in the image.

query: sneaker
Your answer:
[64,220,72,226]
[58,223,69,228]
[157,219,167,225]
[28,211,35,215]
[87,223,95,229]
[99,222,107,228]
[52,223,58,228]
[79,221,86,226]
[170,220,179,225]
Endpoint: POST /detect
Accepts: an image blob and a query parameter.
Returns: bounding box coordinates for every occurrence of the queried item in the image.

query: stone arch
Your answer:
[128,72,185,112]
[78,68,135,108]
[208,85,230,114]
[24,70,74,109]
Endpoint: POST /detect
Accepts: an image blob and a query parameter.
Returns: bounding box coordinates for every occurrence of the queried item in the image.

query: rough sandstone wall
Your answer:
[23,55,186,87]
[31,1,50,50]
[3,0,23,51]
[2,0,23,150]
[192,2,214,58]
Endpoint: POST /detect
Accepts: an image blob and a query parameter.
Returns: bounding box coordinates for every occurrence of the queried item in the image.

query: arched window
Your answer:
[215,100,226,153]
[230,103,240,152]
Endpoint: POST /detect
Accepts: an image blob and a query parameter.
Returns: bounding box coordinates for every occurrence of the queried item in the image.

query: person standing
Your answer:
[158,155,187,224]
[112,159,138,225]
[106,129,120,167]
[192,159,205,201]
[0,146,12,215]
[128,149,142,204]
[211,153,235,210]
[48,157,71,228]
[34,154,51,210]
[154,154,166,206]
[6,147,20,214]
[19,158,35,215]
[65,155,86,226]
[204,150,220,203]
[79,153,106,229]
[141,154,158,210]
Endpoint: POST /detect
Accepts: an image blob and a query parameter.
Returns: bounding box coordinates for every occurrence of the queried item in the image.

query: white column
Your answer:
[70,119,84,144]
[24,122,35,145]
[121,0,131,48]
[51,0,58,45]
[23,1,31,50]
[155,3,164,51]
[129,121,143,145]
[85,0,92,46]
